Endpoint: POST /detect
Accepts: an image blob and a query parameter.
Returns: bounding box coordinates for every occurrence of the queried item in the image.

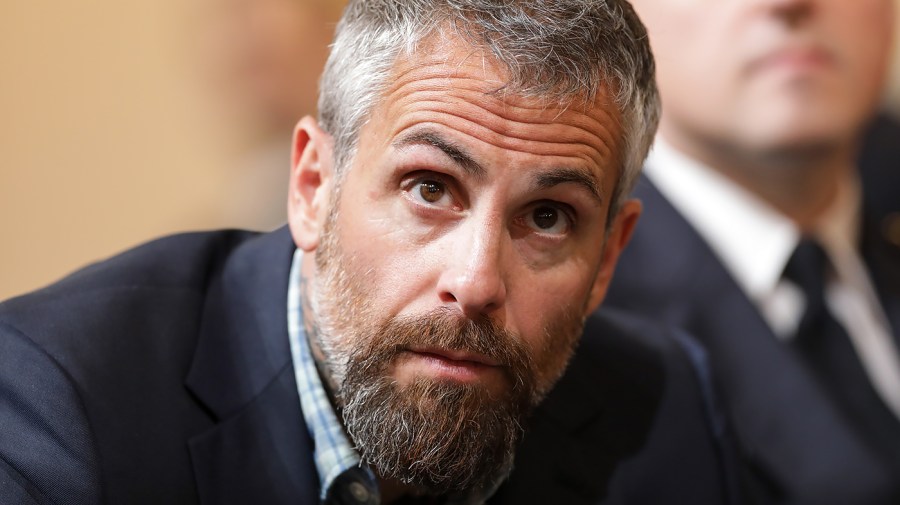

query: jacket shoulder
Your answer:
[0,229,268,505]
[0,229,261,332]
[7,230,258,301]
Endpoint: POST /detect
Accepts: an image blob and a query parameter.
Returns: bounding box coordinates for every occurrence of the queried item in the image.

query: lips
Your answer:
[747,43,836,76]
[407,346,502,367]
[394,346,507,386]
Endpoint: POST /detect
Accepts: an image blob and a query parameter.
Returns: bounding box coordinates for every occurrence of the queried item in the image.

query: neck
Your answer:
[664,131,857,233]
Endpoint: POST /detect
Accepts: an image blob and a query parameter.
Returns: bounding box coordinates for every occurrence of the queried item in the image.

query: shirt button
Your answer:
[349,481,370,503]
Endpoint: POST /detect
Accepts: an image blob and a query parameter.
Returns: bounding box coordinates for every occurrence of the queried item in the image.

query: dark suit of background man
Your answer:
[0,1,736,504]
[605,0,900,503]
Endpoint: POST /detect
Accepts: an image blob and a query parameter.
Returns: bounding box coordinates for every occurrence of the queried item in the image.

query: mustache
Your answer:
[343,307,537,397]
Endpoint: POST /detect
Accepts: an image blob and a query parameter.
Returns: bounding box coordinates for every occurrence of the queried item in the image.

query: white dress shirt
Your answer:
[645,137,900,419]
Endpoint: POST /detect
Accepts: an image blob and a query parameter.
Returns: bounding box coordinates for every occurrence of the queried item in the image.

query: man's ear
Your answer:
[584,198,642,314]
[287,116,335,252]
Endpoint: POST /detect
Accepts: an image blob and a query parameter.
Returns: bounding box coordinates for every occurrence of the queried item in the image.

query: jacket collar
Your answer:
[185,227,320,504]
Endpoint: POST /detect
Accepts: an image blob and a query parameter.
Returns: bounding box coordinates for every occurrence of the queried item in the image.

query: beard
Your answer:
[307,197,584,495]
[339,310,536,494]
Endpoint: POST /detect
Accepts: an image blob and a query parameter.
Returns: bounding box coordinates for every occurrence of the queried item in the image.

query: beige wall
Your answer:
[2,1,900,300]
[0,0,341,299]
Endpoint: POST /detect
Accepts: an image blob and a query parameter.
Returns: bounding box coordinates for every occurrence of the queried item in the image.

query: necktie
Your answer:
[783,238,900,467]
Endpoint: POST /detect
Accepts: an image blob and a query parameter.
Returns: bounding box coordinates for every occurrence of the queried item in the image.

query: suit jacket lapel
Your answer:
[185,227,320,504]
[616,177,892,501]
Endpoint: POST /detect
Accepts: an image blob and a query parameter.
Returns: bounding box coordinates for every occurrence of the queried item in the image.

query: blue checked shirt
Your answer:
[288,251,379,505]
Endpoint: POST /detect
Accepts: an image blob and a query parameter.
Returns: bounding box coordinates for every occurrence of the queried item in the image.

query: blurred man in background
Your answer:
[605,0,900,503]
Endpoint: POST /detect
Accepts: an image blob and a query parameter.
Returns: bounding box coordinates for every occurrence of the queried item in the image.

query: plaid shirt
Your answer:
[288,250,378,504]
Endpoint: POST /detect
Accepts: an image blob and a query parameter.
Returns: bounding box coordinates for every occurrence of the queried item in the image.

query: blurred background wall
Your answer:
[0,0,343,299]
[1,0,899,300]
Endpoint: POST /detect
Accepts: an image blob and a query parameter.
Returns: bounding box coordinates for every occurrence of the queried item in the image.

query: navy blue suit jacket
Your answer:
[0,227,732,504]
[605,171,900,504]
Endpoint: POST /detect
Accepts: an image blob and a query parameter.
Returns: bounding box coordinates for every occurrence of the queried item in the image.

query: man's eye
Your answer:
[419,181,444,203]
[524,205,570,235]
[411,179,453,207]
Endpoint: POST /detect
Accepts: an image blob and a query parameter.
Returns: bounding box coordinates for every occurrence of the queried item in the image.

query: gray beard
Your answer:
[341,376,521,495]
[336,310,538,496]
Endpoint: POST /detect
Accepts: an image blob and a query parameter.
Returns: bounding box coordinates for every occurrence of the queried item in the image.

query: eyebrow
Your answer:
[395,128,604,204]
[393,129,486,177]
[535,167,604,204]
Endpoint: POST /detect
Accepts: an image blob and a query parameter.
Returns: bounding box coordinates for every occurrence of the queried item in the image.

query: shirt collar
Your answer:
[287,250,378,503]
[645,137,798,300]
[644,137,863,300]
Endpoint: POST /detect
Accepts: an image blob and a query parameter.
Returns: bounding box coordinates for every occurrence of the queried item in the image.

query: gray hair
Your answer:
[318,0,659,212]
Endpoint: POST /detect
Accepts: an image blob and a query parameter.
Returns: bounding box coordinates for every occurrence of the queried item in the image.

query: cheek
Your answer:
[509,268,592,383]
[842,15,893,91]
[651,15,737,119]
[529,299,585,393]
[334,197,443,316]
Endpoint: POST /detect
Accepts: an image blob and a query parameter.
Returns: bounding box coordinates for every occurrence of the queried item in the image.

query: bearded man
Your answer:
[0,1,733,504]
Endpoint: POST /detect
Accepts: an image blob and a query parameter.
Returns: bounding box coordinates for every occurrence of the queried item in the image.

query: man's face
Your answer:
[632,0,893,156]
[288,37,638,495]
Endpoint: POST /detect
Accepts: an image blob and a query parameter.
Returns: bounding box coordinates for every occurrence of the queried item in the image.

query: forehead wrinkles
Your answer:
[378,62,621,166]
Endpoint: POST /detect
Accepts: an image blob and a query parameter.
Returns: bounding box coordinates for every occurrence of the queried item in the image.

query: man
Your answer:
[0,1,732,504]
[605,0,900,503]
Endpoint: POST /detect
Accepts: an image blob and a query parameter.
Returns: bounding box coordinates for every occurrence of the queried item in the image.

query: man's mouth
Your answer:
[397,346,504,385]
[747,43,836,78]
[408,346,501,366]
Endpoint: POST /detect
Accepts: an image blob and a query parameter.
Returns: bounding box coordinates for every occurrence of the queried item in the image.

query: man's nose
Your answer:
[436,218,508,320]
